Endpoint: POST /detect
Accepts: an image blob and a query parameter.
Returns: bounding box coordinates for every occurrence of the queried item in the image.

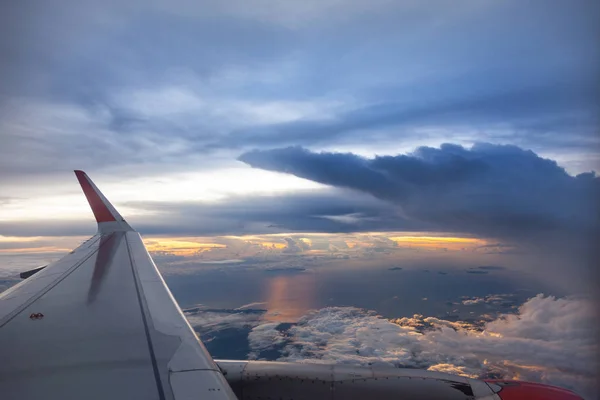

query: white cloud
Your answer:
[247,322,287,359]
[426,363,478,378]
[185,308,265,334]
[236,302,268,310]
[461,294,515,306]
[248,294,598,398]
[485,294,595,344]
[0,252,66,278]
[462,297,486,305]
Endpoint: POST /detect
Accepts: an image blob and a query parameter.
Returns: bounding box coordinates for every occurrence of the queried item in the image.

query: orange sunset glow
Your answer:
[389,236,487,250]
[143,239,226,256]
[140,233,489,257]
[0,233,492,258]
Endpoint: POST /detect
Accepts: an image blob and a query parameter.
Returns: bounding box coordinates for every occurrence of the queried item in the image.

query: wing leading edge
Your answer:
[0,171,237,400]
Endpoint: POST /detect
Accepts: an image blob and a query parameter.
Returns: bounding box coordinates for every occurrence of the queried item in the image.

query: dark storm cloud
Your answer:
[3,143,597,243]
[129,190,433,236]
[239,143,600,239]
[0,189,418,237]
[0,220,97,237]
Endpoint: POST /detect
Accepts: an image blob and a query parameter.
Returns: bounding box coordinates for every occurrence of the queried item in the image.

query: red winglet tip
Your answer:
[74,170,117,223]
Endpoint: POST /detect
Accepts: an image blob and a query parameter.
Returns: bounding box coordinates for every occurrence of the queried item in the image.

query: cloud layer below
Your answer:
[247,294,598,399]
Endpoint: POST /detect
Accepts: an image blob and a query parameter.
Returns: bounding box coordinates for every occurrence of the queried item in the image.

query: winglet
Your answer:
[75,170,133,233]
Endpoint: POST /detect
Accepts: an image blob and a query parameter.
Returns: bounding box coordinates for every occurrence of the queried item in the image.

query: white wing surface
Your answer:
[0,171,237,400]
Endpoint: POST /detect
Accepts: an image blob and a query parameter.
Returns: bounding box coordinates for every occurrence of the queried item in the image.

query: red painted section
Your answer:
[485,380,583,400]
[74,170,116,223]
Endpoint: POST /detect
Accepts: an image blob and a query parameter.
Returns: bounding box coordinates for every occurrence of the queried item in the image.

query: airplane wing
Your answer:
[0,171,237,400]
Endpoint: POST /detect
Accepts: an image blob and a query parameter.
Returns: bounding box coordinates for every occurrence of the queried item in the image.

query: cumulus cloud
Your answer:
[461,294,516,306]
[247,295,598,398]
[184,307,265,335]
[240,144,600,241]
[462,298,486,306]
[282,237,311,253]
[247,322,288,360]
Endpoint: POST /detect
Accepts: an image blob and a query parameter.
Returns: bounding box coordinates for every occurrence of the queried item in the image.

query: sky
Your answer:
[0,0,599,397]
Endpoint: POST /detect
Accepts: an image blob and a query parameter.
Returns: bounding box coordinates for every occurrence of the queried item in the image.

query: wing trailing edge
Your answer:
[74,170,133,233]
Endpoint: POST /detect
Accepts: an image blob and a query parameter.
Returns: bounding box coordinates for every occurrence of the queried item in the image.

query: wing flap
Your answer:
[19,266,47,279]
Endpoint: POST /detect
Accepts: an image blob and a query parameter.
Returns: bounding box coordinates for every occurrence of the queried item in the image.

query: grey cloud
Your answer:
[239,144,600,240]
[461,298,486,306]
[1,0,598,185]
[0,1,297,99]
[0,220,97,237]
[0,189,418,237]
[461,293,513,306]
[185,307,265,336]
[282,237,310,254]
[1,144,596,293]
[130,190,430,236]
[228,83,599,149]
[0,0,300,185]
